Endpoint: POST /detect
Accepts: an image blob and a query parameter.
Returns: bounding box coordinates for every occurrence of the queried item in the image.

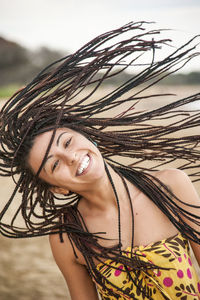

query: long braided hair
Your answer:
[0,21,200,298]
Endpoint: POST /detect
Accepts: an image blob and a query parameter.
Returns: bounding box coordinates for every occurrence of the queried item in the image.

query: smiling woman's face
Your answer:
[28,128,105,194]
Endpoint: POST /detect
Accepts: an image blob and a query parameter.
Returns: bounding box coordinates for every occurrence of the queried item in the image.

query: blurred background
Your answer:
[0,0,200,96]
[0,0,200,299]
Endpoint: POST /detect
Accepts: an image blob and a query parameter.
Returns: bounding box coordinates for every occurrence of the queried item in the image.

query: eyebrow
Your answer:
[56,131,68,146]
[43,131,68,171]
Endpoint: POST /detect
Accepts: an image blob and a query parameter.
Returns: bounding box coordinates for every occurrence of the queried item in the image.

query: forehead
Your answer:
[33,127,75,147]
[28,128,72,173]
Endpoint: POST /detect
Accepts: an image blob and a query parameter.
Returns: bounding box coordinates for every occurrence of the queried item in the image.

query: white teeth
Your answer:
[77,155,90,175]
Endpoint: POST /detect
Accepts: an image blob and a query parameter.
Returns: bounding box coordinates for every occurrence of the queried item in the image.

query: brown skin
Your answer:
[28,128,200,300]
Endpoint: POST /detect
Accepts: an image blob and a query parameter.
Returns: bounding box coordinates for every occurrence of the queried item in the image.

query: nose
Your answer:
[62,150,77,166]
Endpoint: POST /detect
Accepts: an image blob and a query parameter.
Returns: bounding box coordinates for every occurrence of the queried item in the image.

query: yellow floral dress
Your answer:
[95,233,200,299]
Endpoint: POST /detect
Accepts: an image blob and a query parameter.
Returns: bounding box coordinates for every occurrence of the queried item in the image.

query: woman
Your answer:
[0,22,200,299]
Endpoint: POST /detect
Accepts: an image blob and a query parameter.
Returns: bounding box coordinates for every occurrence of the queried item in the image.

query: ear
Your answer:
[50,186,70,195]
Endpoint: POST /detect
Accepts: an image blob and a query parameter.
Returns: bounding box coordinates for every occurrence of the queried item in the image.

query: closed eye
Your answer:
[52,160,59,172]
[65,137,72,148]
[51,137,72,172]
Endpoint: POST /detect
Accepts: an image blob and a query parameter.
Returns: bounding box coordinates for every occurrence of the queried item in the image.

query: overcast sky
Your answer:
[1,0,200,72]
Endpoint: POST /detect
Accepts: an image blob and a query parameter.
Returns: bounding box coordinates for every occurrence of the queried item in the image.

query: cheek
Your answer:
[39,172,53,186]
[49,166,71,185]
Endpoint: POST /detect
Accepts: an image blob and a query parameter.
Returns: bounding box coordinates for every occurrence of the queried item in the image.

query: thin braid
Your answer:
[117,169,135,256]
[105,163,122,252]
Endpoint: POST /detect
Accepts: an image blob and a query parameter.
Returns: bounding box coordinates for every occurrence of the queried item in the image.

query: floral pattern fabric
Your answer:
[95,233,200,299]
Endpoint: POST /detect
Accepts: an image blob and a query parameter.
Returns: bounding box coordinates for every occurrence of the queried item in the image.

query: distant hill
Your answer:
[0,36,65,86]
[160,72,200,85]
[0,36,199,87]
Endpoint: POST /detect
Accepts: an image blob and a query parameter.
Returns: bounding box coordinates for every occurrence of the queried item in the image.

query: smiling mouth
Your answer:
[76,154,90,176]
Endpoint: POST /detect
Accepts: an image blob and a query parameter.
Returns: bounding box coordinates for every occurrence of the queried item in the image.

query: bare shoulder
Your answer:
[49,231,71,256]
[150,168,199,205]
[49,231,81,264]
[151,168,189,186]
